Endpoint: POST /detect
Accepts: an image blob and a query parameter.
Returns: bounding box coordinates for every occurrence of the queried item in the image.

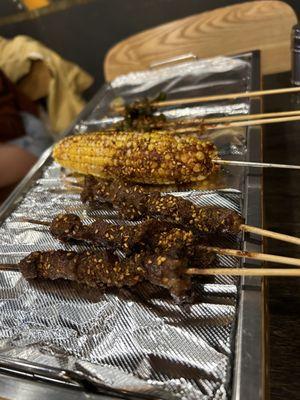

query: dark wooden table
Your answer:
[263,72,300,400]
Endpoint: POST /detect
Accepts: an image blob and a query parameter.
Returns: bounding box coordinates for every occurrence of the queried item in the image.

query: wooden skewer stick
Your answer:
[145,114,300,135]
[202,110,300,124]
[23,202,300,248]
[62,180,84,189]
[1,262,300,278]
[205,114,300,129]
[167,110,300,125]
[23,218,51,226]
[185,267,300,277]
[62,186,82,194]
[213,159,300,170]
[201,246,300,267]
[152,86,300,108]
[152,110,300,127]
[240,224,300,246]
[0,264,19,272]
[20,217,300,260]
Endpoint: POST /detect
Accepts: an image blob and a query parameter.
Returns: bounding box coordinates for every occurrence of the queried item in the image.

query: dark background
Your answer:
[0,0,299,93]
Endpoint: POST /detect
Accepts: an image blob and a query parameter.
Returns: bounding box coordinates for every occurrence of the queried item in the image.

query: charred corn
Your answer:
[53,131,219,184]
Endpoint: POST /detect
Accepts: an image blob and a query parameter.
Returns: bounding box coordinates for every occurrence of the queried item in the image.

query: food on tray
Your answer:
[52,131,219,185]
[114,95,167,132]
[50,214,172,251]
[13,247,209,298]
[110,95,209,134]
[80,176,244,234]
[31,213,216,266]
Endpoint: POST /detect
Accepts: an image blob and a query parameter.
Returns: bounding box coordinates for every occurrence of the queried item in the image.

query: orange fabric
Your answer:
[22,0,50,10]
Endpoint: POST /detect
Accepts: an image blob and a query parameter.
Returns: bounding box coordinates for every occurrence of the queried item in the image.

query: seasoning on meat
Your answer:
[18,248,197,298]
[81,177,244,234]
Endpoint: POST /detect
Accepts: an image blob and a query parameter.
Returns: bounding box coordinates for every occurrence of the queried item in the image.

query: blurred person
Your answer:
[0,69,52,188]
[0,35,93,134]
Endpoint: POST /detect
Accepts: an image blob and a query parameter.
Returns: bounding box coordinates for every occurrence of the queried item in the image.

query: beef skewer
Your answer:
[1,249,300,304]
[114,95,167,132]
[27,215,171,252]
[0,249,192,299]
[23,214,300,267]
[113,106,300,134]
[3,257,300,285]
[23,214,217,267]
[111,91,300,133]
[80,177,300,246]
[113,86,300,113]
[80,177,243,233]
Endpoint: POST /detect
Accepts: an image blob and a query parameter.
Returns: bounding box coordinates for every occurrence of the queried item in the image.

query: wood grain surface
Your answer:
[104,1,297,81]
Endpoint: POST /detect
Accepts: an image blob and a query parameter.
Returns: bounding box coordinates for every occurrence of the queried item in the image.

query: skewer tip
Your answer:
[0,264,19,272]
[22,218,51,227]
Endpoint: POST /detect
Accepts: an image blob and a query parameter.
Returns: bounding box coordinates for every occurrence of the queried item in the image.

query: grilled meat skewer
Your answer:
[112,97,207,133]
[81,176,243,234]
[27,214,216,267]
[114,96,167,132]
[12,249,193,298]
[79,178,300,248]
[50,214,171,252]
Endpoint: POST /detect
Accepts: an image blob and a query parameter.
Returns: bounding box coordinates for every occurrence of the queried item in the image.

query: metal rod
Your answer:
[213,159,300,170]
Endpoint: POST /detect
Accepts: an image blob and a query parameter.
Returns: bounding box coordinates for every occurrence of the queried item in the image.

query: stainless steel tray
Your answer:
[0,51,264,400]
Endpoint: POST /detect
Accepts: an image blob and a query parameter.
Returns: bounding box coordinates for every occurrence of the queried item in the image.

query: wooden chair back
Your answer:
[104,1,297,81]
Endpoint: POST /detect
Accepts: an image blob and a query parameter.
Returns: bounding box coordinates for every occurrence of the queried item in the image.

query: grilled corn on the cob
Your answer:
[53,131,218,184]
